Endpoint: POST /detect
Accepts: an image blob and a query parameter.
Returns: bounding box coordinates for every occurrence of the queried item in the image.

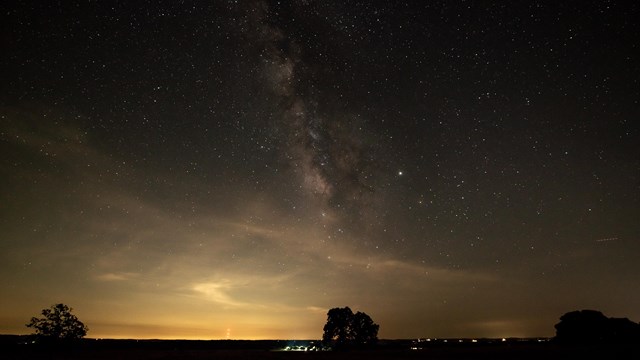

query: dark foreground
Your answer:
[2,337,639,360]
[5,346,640,360]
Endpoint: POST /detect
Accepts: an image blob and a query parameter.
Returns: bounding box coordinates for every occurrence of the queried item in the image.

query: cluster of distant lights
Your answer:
[417,338,492,343]
[410,337,549,350]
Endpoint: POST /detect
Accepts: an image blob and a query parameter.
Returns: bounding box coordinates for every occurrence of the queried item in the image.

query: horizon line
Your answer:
[1,334,553,341]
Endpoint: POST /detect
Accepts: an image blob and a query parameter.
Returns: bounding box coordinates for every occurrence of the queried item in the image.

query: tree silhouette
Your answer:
[555,309,640,344]
[352,311,379,345]
[26,303,88,342]
[322,307,379,349]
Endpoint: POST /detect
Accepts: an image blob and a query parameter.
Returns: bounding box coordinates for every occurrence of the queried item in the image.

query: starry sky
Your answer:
[1,1,639,340]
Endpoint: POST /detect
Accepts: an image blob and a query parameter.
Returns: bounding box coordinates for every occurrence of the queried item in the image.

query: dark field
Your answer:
[2,337,639,360]
[6,346,640,360]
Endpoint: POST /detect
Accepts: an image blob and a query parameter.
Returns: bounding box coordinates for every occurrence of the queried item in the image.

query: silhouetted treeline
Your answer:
[555,310,640,344]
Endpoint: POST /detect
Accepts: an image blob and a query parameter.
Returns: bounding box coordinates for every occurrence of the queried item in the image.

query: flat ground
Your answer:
[6,344,640,360]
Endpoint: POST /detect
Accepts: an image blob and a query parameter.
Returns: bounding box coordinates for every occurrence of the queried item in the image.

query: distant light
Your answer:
[398,171,403,176]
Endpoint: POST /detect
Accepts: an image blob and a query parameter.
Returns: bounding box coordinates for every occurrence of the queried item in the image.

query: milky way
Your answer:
[256,2,378,220]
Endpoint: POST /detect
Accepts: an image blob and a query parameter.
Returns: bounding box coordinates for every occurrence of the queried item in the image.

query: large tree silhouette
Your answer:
[555,309,640,344]
[26,303,88,342]
[322,307,379,349]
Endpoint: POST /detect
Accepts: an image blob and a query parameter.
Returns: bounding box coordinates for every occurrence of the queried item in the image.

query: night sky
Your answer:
[1,1,639,340]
